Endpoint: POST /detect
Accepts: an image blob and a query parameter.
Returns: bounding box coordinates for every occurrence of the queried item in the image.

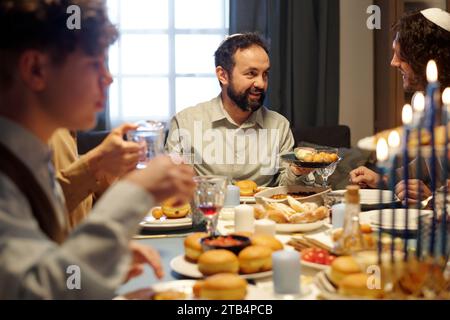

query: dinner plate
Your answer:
[115,280,274,300]
[314,270,378,300]
[330,189,399,205]
[255,185,330,206]
[364,209,433,231]
[275,218,327,233]
[139,207,192,231]
[240,196,256,203]
[301,260,330,271]
[170,255,273,280]
[280,153,340,169]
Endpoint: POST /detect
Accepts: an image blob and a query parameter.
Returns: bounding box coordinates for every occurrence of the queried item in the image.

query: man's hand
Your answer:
[125,155,196,205]
[124,241,164,283]
[290,164,315,176]
[395,179,432,204]
[349,166,381,188]
[86,123,142,184]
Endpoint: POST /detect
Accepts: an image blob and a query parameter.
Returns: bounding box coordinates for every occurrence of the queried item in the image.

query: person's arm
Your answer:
[0,176,153,299]
[276,127,312,186]
[56,156,106,212]
[0,156,195,299]
[55,124,141,212]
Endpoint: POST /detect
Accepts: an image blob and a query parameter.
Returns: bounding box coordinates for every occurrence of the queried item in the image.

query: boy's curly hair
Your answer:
[0,0,118,88]
[393,10,450,89]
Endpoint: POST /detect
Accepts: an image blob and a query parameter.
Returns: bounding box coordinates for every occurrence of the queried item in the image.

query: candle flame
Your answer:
[388,130,400,148]
[402,104,413,125]
[376,138,389,162]
[426,60,438,82]
[443,87,450,105]
[412,92,425,112]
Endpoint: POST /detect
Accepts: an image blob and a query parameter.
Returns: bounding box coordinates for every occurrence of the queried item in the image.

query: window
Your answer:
[106,0,229,126]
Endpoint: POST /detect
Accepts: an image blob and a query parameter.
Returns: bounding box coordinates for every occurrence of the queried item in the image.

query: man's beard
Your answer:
[227,82,266,112]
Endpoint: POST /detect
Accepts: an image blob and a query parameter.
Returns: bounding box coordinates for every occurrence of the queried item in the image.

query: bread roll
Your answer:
[184,232,208,263]
[238,245,272,274]
[251,234,283,251]
[267,209,289,223]
[330,256,361,285]
[252,204,267,220]
[198,249,239,276]
[199,273,248,300]
[339,273,384,299]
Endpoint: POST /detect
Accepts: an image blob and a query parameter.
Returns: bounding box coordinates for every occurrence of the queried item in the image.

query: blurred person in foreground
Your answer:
[0,0,195,299]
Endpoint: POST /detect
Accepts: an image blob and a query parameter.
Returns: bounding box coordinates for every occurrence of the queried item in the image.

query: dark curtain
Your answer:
[230,0,340,129]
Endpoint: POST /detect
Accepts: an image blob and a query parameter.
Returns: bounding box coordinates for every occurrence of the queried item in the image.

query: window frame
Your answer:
[107,0,229,127]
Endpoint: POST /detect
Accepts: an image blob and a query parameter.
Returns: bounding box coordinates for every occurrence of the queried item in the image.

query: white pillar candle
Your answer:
[331,203,346,229]
[254,219,276,236]
[234,204,255,232]
[224,185,240,207]
[272,250,301,295]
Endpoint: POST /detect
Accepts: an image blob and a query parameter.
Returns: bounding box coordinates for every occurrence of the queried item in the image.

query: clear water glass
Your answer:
[126,120,165,169]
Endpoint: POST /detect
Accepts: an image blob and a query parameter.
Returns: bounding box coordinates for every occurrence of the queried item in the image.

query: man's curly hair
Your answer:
[393,10,450,90]
[0,0,118,88]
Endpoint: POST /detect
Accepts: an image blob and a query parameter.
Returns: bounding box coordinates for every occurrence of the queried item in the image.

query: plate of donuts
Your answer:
[116,278,275,300]
[173,233,288,280]
[170,255,273,280]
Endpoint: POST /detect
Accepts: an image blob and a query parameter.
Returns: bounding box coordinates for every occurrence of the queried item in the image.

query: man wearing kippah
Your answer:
[350,8,450,204]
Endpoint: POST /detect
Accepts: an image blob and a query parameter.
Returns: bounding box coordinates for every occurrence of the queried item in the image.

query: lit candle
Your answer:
[376,137,389,265]
[441,87,450,257]
[402,104,413,261]
[426,60,440,256]
[234,204,255,232]
[272,250,301,295]
[254,219,276,236]
[388,130,400,262]
[412,92,425,258]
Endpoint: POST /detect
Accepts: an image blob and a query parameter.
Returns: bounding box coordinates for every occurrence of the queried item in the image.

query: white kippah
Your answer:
[421,8,450,32]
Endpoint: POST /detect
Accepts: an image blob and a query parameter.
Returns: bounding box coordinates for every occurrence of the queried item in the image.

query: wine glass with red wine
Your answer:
[193,176,227,236]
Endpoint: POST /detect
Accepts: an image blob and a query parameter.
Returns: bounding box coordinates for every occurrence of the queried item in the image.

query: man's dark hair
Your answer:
[0,0,118,89]
[393,10,450,89]
[214,32,269,75]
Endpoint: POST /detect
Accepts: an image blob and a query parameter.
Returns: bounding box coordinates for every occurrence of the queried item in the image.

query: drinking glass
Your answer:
[315,147,340,188]
[126,120,165,169]
[192,176,227,236]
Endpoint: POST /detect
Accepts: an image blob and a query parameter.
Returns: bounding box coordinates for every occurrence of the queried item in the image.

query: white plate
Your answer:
[170,255,273,280]
[240,196,256,203]
[314,270,378,300]
[116,280,274,300]
[331,189,398,205]
[275,219,327,233]
[139,207,192,230]
[301,260,331,271]
[255,186,330,206]
[364,209,433,230]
